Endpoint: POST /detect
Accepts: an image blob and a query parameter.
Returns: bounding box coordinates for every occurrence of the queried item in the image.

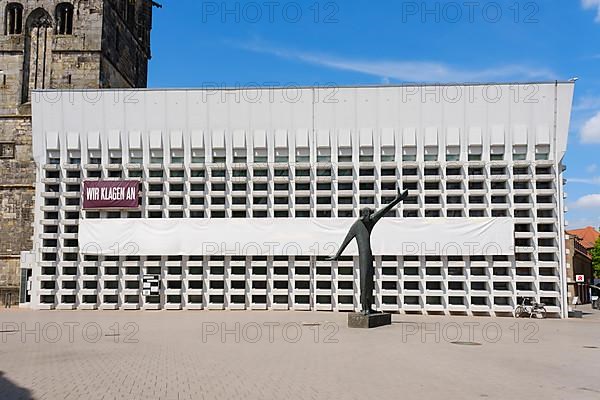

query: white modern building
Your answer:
[23,82,575,317]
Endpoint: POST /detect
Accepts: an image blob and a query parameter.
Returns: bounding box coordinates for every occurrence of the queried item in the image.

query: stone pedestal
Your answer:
[348,312,392,329]
[568,310,583,318]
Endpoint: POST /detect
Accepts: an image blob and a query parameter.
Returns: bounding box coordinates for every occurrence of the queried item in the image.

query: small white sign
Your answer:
[142,275,160,297]
[575,275,585,282]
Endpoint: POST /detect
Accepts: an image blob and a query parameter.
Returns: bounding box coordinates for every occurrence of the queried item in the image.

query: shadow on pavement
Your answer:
[0,371,34,400]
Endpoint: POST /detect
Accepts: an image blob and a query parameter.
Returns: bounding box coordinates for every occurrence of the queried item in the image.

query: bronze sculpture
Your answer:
[327,189,409,315]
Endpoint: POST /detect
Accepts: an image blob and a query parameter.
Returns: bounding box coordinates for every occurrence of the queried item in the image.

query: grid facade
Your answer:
[26,85,574,316]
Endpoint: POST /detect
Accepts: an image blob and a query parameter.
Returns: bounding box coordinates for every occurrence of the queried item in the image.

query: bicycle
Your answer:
[514,298,546,319]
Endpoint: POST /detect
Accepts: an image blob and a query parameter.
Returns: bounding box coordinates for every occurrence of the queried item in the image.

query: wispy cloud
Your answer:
[573,194,600,208]
[567,215,600,230]
[569,176,600,185]
[581,111,600,143]
[582,0,600,22]
[233,40,556,83]
[574,96,600,111]
[569,194,600,230]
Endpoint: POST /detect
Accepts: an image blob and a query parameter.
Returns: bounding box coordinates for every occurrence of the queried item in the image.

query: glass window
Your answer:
[5,3,23,35]
[56,3,74,35]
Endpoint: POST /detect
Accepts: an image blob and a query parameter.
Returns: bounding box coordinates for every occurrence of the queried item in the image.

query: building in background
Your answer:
[565,226,599,305]
[23,82,575,317]
[0,0,155,306]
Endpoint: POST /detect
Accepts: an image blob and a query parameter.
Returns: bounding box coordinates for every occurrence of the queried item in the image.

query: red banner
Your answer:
[82,181,140,209]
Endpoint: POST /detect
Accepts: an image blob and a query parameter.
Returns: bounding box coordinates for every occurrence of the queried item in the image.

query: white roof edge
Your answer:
[30,81,577,93]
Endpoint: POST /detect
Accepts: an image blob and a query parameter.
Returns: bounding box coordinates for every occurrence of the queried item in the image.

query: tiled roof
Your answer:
[567,226,600,249]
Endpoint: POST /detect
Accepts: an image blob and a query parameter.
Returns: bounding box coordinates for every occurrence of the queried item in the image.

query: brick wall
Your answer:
[0,116,34,289]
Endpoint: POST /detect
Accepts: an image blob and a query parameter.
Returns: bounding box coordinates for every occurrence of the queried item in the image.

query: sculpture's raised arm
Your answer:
[370,189,409,224]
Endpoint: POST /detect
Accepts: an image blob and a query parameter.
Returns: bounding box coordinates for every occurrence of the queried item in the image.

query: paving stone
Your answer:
[0,309,599,399]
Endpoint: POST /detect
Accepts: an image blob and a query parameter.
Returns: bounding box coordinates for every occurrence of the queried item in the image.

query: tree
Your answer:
[592,236,600,278]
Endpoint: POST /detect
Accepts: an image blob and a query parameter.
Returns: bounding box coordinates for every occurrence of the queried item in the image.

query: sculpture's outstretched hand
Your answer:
[397,188,409,201]
[370,187,410,223]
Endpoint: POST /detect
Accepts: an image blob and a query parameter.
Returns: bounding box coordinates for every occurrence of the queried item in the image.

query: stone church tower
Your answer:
[0,0,156,304]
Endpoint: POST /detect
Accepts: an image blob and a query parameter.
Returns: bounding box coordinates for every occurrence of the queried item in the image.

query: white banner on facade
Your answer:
[79,218,514,257]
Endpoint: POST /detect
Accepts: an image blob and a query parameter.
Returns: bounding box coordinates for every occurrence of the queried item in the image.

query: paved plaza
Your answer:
[1,308,599,400]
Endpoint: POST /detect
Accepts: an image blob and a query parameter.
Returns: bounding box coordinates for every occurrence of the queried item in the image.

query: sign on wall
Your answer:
[575,275,585,283]
[82,180,140,210]
[142,275,160,297]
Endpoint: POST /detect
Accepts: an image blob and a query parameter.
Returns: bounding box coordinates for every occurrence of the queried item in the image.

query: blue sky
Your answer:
[148,0,600,229]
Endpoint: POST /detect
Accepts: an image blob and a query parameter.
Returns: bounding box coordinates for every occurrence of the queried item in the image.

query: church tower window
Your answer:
[56,3,74,35]
[5,3,23,35]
